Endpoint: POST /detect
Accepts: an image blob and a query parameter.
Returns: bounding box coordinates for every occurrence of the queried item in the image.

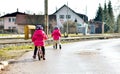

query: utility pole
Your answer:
[66,2,68,37]
[44,0,48,35]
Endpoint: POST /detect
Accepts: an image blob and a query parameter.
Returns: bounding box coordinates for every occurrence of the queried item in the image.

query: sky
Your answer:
[0,0,119,20]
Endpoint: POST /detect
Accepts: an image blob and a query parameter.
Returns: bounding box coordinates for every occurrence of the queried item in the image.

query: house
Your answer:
[15,14,56,33]
[0,9,26,33]
[0,10,56,34]
[0,18,4,33]
[53,4,88,34]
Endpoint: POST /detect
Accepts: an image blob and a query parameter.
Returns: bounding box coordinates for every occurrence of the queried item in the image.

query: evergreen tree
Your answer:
[103,2,108,22]
[103,2,109,32]
[94,0,115,33]
[94,4,103,22]
[116,14,120,33]
[107,0,115,33]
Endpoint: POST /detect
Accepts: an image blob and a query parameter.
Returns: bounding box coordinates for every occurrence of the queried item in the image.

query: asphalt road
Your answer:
[3,38,120,74]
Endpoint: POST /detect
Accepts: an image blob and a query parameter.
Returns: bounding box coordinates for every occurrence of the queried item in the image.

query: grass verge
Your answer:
[0,45,34,61]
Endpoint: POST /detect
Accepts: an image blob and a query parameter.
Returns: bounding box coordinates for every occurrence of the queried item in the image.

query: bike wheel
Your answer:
[38,51,41,60]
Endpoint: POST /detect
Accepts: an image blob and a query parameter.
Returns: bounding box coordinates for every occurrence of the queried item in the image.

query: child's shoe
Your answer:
[43,58,46,60]
[59,45,61,49]
[33,55,36,59]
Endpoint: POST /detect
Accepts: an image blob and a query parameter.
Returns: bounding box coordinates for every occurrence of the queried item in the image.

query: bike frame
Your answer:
[37,46,43,60]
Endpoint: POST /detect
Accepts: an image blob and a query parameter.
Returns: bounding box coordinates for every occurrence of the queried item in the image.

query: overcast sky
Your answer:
[0,0,119,20]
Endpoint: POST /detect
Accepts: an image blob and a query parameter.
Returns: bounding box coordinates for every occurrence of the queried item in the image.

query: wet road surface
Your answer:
[3,38,120,74]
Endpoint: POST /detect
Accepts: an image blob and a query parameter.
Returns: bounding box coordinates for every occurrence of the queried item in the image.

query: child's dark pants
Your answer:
[34,46,45,57]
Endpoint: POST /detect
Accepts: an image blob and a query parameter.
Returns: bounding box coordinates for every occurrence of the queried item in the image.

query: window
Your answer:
[12,27,16,29]
[59,15,64,19]
[66,15,71,19]
[12,18,16,22]
[8,17,16,22]
[78,24,82,26]
[8,27,11,29]
[9,18,11,22]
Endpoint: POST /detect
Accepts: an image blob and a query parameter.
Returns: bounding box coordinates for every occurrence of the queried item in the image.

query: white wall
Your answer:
[4,17,17,29]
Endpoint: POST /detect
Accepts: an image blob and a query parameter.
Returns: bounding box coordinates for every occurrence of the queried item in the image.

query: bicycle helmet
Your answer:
[54,26,59,30]
[36,25,43,30]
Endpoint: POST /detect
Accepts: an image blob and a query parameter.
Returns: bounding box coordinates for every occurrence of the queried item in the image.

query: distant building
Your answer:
[15,14,56,33]
[0,5,88,34]
[89,20,104,34]
[0,10,56,33]
[0,10,26,33]
[53,4,88,34]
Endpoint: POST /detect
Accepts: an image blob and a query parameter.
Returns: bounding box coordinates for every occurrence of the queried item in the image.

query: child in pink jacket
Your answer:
[51,26,62,49]
[32,25,47,60]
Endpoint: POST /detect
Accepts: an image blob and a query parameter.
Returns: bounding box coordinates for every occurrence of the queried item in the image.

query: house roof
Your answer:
[0,11,26,18]
[53,4,88,23]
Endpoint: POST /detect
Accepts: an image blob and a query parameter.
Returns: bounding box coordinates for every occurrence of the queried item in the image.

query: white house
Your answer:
[53,4,88,34]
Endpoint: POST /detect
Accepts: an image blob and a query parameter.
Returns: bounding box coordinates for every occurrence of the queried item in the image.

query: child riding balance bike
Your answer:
[51,26,62,49]
[32,25,47,60]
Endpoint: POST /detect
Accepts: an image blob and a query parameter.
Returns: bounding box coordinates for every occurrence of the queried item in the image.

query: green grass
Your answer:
[0,45,34,61]
[0,34,10,36]
[1,45,34,50]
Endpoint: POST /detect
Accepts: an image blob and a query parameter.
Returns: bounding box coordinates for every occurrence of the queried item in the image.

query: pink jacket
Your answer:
[32,30,47,46]
[52,29,61,40]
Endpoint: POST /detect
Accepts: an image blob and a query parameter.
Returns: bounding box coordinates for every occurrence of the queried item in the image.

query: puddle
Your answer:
[8,59,35,64]
[76,50,100,56]
[96,48,101,50]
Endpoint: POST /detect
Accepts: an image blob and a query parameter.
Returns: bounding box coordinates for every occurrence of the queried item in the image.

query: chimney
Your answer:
[17,8,19,12]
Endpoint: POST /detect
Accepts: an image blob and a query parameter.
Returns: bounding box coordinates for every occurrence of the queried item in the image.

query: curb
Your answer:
[0,61,8,70]
[0,59,16,70]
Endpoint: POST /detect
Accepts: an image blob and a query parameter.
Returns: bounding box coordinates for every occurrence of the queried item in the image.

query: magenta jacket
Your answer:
[52,29,61,40]
[32,30,47,46]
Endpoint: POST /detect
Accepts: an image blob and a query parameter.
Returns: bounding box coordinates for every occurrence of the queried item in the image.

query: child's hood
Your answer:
[35,30,44,35]
[53,29,59,33]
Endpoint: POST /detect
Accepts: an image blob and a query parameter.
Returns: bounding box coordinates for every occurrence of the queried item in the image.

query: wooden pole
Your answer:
[44,0,48,35]
[102,22,104,34]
